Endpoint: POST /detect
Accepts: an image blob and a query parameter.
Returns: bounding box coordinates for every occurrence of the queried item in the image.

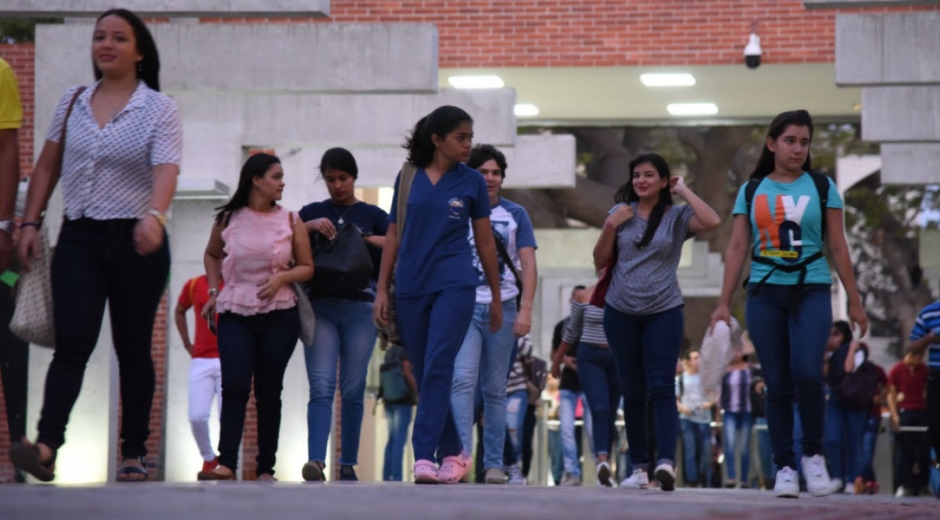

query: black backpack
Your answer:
[742,172,831,292]
[837,361,879,410]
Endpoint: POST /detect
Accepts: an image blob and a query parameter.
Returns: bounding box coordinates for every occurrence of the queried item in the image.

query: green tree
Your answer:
[0,18,62,43]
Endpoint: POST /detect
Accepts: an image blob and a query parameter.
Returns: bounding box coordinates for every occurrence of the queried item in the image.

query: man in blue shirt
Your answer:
[907,278,940,499]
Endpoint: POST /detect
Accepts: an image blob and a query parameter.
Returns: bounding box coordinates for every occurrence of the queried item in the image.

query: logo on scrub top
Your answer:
[447,198,465,219]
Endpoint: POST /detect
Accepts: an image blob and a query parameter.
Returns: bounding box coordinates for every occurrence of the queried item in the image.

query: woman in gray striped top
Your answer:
[551,280,620,487]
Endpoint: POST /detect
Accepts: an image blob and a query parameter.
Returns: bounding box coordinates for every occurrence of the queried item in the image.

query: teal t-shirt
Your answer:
[732,172,843,286]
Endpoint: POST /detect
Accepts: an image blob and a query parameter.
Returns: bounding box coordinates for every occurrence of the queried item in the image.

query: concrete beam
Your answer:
[880,143,940,184]
[0,0,329,17]
[805,0,940,8]
[861,86,940,142]
[35,23,438,95]
[835,13,940,86]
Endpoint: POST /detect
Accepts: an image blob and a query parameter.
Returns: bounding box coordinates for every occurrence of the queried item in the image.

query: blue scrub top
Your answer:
[389,162,490,298]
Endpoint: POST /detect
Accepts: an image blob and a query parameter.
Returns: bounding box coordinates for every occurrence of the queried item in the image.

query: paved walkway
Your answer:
[1,483,938,520]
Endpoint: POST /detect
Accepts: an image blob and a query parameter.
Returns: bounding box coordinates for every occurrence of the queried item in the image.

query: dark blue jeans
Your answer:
[823,396,866,482]
[383,403,413,481]
[40,218,169,459]
[576,342,620,458]
[745,283,831,471]
[605,304,684,470]
[859,414,881,482]
[679,419,712,484]
[396,288,475,462]
[217,308,299,477]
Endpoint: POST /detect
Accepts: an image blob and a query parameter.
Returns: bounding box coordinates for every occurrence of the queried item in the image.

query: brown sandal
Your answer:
[9,439,56,483]
[197,467,236,481]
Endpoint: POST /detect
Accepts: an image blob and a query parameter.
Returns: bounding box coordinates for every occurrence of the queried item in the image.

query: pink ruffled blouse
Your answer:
[216,206,297,316]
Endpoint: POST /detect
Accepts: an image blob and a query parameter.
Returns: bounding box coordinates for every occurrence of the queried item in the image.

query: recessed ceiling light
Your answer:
[640,73,696,87]
[667,103,718,116]
[447,75,505,89]
[514,104,540,117]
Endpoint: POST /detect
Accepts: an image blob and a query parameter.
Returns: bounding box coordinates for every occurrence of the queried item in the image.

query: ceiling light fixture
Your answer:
[640,73,696,87]
[667,103,718,116]
[447,75,505,89]
[514,104,540,117]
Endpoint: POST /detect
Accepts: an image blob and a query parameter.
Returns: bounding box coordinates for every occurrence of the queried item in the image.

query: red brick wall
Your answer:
[202,0,937,68]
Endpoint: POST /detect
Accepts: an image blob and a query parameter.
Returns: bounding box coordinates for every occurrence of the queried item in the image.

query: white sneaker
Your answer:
[619,468,650,490]
[802,455,839,497]
[774,467,800,498]
[506,463,527,485]
[843,482,855,494]
[596,461,614,487]
[559,472,582,487]
[654,463,675,492]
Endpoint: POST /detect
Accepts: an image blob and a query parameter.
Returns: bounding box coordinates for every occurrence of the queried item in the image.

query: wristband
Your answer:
[20,221,40,229]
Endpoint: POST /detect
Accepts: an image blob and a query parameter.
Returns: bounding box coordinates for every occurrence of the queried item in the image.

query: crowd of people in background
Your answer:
[0,9,939,501]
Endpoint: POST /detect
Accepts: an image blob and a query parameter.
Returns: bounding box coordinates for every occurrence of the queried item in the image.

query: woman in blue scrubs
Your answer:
[374,105,502,484]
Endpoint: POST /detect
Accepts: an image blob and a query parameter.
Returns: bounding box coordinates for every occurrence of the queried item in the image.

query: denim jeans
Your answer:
[723,410,753,483]
[605,304,684,469]
[745,284,831,471]
[38,218,169,459]
[823,396,866,482]
[859,414,881,482]
[506,388,529,462]
[680,419,712,484]
[576,343,620,458]
[303,297,377,466]
[383,403,413,481]
[548,426,564,484]
[451,299,517,470]
[559,389,592,477]
[217,308,298,476]
[755,417,775,482]
[396,288,475,462]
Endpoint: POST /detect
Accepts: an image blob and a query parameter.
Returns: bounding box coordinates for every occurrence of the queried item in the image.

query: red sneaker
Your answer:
[202,457,220,473]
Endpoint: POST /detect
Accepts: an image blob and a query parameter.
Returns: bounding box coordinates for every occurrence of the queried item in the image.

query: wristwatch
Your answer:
[0,220,14,235]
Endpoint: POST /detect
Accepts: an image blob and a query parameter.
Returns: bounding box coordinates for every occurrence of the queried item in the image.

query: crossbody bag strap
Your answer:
[492,229,523,305]
[396,162,418,246]
[56,86,87,171]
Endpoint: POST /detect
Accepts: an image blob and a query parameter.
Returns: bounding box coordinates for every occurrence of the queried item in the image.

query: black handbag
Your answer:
[310,223,373,296]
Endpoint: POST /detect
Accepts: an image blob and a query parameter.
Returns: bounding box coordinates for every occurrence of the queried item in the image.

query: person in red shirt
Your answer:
[887,351,929,496]
[175,274,223,475]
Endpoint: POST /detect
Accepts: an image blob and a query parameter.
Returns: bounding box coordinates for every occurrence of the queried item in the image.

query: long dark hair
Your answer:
[832,320,853,346]
[214,153,281,226]
[750,109,814,180]
[403,105,473,167]
[93,9,161,91]
[615,153,674,249]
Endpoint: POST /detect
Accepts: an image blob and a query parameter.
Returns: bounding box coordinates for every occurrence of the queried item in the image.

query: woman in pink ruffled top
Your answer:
[198,152,313,481]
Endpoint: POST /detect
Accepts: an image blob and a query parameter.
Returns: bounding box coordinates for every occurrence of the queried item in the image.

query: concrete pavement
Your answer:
[1,482,938,520]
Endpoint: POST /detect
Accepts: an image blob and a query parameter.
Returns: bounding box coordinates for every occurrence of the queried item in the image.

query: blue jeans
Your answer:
[745,284,831,471]
[680,419,712,484]
[605,304,684,469]
[396,288,475,462]
[216,308,299,476]
[576,343,620,458]
[755,417,775,482]
[723,410,753,483]
[823,396,866,482]
[303,297,377,466]
[451,300,517,470]
[859,414,881,482]
[548,427,564,484]
[383,403,413,481]
[506,389,529,461]
[559,389,592,477]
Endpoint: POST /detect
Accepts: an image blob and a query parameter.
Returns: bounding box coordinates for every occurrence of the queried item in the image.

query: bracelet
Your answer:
[20,221,41,229]
[147,208,168,227]
[208,288,219,297]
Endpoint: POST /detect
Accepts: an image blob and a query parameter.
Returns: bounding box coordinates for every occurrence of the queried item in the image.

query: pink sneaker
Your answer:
[438,455,470,484]
[414,459,440,484]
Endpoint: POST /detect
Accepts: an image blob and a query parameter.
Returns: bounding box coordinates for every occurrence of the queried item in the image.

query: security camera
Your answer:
[744,33,761,69]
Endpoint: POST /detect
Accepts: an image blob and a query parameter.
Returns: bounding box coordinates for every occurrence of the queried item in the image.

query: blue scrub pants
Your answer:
[396,288,476,463]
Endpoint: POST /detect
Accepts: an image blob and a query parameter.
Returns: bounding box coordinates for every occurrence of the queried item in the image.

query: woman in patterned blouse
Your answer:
[12,8,182,482]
